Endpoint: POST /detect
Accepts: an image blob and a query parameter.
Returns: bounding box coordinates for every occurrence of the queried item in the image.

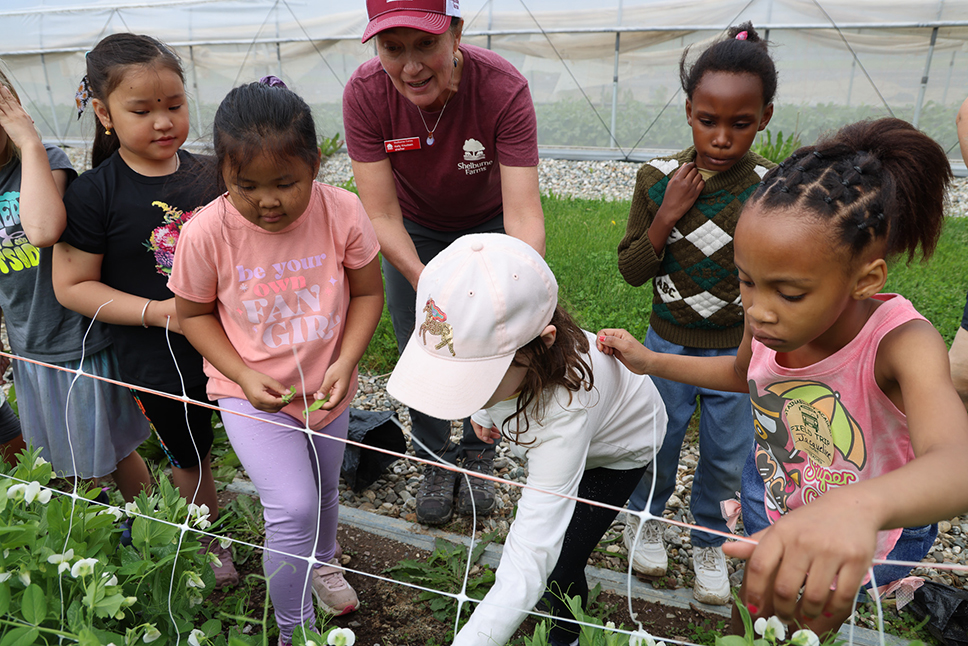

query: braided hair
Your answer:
[680,21,777,105]
[750,118,951,262]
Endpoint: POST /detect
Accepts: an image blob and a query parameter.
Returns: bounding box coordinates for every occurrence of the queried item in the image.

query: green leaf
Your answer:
[201,617,223,635]
[20,583,46,625]
[718,636,751,646]
[132,515,179,549]
[302,395,329,417]
[0,627,39,646]
[0,581,9,615]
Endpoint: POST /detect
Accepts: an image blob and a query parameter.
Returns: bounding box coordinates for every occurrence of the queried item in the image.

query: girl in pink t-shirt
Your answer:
[597,118,968,639]
[168,79,383,646]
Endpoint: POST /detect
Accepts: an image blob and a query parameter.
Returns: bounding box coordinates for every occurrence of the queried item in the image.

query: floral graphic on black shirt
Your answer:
[144,201,196,276]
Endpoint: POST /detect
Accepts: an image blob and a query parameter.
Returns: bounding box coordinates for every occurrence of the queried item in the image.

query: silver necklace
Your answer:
[417,96,450,146]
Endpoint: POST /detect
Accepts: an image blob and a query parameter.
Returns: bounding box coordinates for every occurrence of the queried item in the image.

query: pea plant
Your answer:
[0,448,220,645]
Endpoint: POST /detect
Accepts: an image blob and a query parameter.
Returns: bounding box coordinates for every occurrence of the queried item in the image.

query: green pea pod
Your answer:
[303,395,330,417]
[280,385,296,404]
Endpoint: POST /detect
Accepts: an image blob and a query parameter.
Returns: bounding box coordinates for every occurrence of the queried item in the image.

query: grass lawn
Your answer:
[362,196,968,372]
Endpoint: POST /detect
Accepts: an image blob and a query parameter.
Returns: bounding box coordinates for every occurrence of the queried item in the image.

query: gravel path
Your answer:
[62,147,968,591]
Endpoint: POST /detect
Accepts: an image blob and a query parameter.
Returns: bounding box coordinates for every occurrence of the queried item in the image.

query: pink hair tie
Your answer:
[735,30,748,40]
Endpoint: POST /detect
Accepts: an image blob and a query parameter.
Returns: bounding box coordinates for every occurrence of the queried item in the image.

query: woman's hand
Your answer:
[237,369,291,413]
[471,418,501,444]
[596,329,655,375]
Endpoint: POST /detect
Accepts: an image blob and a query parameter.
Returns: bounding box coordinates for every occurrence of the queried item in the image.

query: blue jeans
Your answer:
[627,328,754,547]
[741,448,938,590]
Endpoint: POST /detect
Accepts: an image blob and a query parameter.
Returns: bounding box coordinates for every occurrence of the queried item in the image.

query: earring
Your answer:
[104,128,111,136]
[453,56,458,68]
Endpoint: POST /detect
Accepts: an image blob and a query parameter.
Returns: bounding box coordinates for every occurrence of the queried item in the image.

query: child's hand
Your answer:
[657,162,704,223]
[724,489,879,626]
[0,85,41,151]
[596,329,654,375]
[471,419,501,444]
[238,369,291,413]
[314,359,355,411]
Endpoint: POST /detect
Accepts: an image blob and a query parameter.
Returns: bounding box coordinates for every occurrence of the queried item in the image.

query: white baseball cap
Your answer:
[387,233,558,420]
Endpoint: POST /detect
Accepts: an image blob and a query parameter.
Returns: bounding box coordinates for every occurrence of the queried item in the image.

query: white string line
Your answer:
[7,345,964,642]
[9,346,961,574]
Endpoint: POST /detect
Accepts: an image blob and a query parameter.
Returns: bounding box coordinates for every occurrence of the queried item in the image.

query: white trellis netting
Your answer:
[2,0,968,158]
[4,324,968,645]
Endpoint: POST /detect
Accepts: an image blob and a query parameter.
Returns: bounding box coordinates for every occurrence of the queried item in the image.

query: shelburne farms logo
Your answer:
[458,138,492,176]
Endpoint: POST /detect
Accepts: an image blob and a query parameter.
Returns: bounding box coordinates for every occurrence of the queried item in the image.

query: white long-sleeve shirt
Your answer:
[455,332,668,645]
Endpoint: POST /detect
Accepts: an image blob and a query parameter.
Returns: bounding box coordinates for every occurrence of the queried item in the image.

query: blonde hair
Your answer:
[0,65,22,167]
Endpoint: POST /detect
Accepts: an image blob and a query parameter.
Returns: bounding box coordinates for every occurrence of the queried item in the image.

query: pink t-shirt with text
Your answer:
[343,44,538,231]
[168,182,380,430]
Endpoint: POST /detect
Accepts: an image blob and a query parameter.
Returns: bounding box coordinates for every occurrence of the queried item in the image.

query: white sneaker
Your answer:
[692,545,731,605]
[623,513,668,576]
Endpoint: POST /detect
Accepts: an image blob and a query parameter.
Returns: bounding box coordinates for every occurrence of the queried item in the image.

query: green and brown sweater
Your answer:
[617,146,774,349]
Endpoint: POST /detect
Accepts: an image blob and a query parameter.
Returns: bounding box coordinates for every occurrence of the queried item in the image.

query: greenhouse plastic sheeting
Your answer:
[2,0,966,155]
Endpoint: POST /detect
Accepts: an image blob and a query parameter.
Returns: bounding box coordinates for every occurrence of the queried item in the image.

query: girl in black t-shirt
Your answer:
[52,33,237,589]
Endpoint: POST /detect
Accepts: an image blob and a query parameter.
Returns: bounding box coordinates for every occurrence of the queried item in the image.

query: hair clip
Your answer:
[735,31,749,40]
[824,195,832,203]
[779,186,790,193]
[857,221,868,230]
[853,165,863,174]
[74,75,92,120]
[778,161,786,169]
[812,151,823,159]
[877,212,885,221]
[841,179,850,186]
[758,181,767,187]
[795,165,805,172]
[259,75,287,89]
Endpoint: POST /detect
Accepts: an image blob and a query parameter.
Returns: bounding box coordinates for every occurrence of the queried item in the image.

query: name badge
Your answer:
[384,137,421,153]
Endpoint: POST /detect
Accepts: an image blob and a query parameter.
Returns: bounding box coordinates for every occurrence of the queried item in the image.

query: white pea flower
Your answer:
[101,572,119,587]
[0,572,10,583]
[188,628,205,646]
[71,557,99,578]
[7,483,26,500]
[206,552,222,568]
[186,571,206,589]
[124,502,139,518]
[32,455,48,468]
[188,594,203,607]
[123,596,138,607]
[326,627,356,646]
[142,625,162,643]
[629,631,665,646]
[17,571,30,586]
[754,616,786,643]
[18,481,50,504]
[219,537,232,550]
[791,629,820,646]
[48,549,74,574]
[99,506,124,521]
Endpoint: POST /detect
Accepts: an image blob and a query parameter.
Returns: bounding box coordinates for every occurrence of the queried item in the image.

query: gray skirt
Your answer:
[12,346,152,478]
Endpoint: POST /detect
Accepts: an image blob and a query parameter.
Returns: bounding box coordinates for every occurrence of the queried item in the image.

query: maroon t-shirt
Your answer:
[343,44,539,232]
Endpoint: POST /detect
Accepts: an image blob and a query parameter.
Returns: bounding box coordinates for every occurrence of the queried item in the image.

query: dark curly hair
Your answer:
[749,117,951,262]
[680,21,777,106]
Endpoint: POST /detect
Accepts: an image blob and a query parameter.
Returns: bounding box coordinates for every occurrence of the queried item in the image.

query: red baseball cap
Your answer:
[362,0,461,42]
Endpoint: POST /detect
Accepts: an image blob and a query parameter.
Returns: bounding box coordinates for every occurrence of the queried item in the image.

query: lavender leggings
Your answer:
[219,398,348,640]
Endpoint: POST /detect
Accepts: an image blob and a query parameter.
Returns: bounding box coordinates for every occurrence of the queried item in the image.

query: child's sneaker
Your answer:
[312,558,359,616]
[692,545,731,605]
[623,513,668,576]
[200,535,240,589]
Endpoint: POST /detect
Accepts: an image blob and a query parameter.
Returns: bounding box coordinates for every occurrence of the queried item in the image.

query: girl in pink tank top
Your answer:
[597,118,968,639]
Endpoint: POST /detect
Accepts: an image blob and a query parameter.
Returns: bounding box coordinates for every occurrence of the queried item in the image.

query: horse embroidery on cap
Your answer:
[420,297,455,356]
